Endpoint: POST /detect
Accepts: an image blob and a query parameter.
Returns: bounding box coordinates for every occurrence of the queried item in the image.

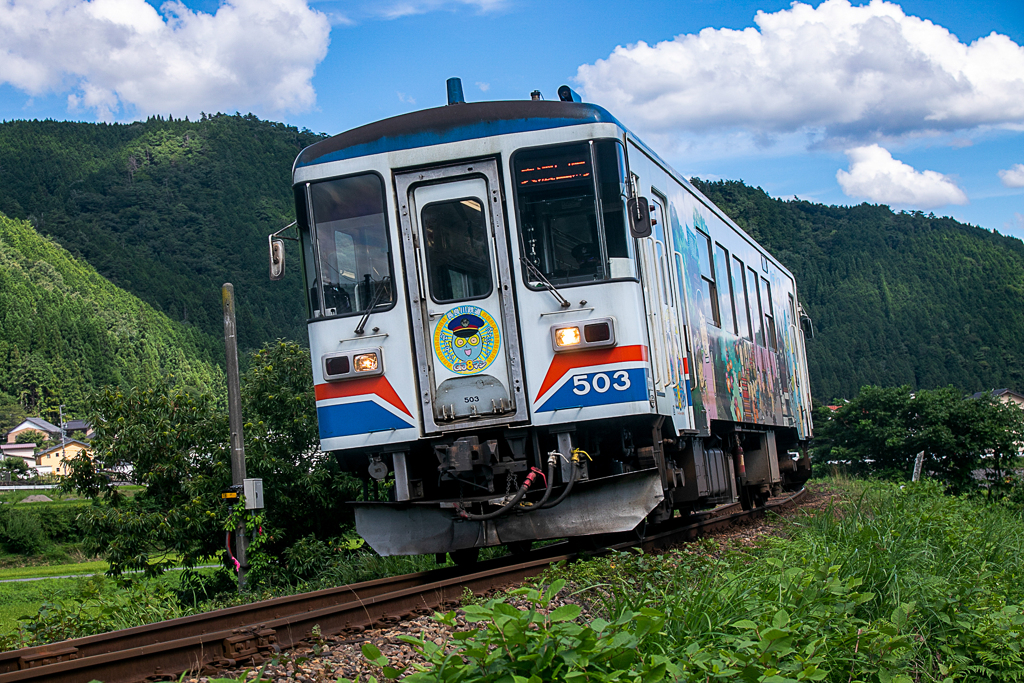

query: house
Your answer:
[35,440,92,477]
[63,419,95,440]
[0,443,37,468]
[6,417,61,444]
[971,389,1024,409]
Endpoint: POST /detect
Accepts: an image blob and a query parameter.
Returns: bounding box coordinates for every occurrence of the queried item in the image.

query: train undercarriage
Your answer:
[339,416,811,557]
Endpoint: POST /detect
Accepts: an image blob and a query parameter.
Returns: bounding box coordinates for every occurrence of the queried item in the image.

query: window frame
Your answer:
[694,227,720,327]
[298,170,398,323]
[761,276,777,351]
[511,138,637,292]
[420,194,495,304]
[732,255,752,340]
[713,242,737,334]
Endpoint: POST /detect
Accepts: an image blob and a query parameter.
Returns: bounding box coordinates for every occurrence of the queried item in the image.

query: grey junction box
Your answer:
[243,478,265,509]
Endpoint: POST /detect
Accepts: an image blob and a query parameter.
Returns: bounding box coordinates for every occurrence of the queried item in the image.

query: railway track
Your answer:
[0,488,807,683]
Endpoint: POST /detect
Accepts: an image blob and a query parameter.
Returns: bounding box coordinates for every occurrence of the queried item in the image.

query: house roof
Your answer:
[64,420,91,432]
[36,440,90,457]
[972,388,1024,401]
[11,417,61,434]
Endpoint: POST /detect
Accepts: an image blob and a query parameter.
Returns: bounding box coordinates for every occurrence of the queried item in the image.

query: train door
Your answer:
[395,160,527,433]
[635,184,676,415]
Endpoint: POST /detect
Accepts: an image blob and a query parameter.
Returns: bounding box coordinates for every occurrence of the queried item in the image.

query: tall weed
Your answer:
[545,479,1024,682]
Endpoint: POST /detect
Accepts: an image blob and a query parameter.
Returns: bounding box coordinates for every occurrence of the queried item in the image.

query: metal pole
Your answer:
[222,283,248,590]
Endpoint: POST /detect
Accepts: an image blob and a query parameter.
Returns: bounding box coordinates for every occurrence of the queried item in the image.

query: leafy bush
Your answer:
[0,511,48,555]
[350,579,676,683]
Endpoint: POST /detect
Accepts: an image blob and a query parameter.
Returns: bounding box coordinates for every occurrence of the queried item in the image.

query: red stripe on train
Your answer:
[314,376,413,417]
[534,345,648,401]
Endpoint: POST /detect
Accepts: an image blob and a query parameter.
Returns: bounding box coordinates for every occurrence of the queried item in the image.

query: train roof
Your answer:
[294,101,623,170]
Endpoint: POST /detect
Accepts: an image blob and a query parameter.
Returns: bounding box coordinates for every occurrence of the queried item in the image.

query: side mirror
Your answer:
[800,313,814,339]
[628,196,652,238]
[269,236,285,280]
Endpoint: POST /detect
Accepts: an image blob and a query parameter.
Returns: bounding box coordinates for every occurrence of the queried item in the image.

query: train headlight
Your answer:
[354,352,379,373]
[550,318,616,353]
[554,326,581,348]
[323,347,384,381]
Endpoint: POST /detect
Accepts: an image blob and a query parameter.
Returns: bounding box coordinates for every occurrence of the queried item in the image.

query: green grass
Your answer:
[538,478,1024,682]
[0,579,75,634]
[0,560,109,580]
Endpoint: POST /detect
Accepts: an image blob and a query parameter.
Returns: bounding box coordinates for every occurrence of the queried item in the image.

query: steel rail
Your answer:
[0,488,806,683]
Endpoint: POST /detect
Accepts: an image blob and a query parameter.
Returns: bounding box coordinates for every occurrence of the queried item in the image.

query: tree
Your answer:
[62,341,359,585]
[0,458,30,480]
[814,385,1024,493]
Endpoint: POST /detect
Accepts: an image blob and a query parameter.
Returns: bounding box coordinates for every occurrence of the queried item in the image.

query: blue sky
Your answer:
[1,0,1021,238]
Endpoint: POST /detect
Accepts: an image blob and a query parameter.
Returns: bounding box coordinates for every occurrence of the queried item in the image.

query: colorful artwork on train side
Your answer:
[670,197,797,431]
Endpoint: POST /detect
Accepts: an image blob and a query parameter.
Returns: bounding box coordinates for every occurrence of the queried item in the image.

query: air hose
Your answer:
[455,461,551,521]
[541,448,588,509]
[517,452,560,513]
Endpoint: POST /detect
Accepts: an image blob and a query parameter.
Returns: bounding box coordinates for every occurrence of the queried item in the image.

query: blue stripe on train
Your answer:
[317,401,414,439]
[536,368,648,413]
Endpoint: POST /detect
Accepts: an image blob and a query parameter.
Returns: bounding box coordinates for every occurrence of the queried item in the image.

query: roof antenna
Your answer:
[447,78,465,105]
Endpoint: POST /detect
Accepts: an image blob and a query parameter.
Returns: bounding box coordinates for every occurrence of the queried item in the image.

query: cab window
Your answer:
[307,173,393,318]
[514,140,632,287]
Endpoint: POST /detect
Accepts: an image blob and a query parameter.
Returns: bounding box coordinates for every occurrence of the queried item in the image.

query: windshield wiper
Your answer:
[520,257,570,308]
[355,276,391,334]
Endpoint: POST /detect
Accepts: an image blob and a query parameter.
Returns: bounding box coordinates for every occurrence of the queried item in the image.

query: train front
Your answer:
[282,95,670,558]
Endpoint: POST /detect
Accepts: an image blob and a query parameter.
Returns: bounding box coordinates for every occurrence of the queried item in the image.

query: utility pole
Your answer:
[59,404,67,473]
[222,283,248,590]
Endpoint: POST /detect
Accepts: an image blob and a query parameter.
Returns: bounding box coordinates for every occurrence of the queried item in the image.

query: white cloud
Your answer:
[576,0,1024,147]
[0,0,331,121]
[371,0,505,20]
[396,91,416,104]
[998,164,1024,188]
[476,81,490,92]
[836,144,967,208]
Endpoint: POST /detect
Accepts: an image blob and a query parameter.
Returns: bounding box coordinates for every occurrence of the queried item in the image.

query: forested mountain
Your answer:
[0,114,323,351]
[692,179,1024,401]
[0,115,1020,409]
[0,213,224,426]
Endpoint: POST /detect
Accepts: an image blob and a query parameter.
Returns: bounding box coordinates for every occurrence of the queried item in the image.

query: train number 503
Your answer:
[571,371,631,395]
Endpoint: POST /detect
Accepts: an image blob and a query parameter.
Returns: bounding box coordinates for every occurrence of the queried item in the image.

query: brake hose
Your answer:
[456,463,548,521]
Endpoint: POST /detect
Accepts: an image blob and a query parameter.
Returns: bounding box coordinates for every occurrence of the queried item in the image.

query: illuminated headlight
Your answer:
[554,326,581,347]
[550,318,616,353]
[354,352,379,373]
[323,347,384,381]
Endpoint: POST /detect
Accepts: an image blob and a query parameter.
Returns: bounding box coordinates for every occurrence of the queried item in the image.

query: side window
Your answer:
[594,140,631,266]
[747,267,764,345]
[294,184,318,318]
[651,197,673,306]
[732,255,751,339]
[713,243,735,334]
[761,277,777,350]
[695,229,719,326]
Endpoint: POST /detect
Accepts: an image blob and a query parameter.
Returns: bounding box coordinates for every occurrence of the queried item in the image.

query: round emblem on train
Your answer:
[433,306,500,375]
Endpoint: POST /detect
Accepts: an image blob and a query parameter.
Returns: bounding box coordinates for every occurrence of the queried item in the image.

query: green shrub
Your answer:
[348,579,676,683]
[0,514,48,555]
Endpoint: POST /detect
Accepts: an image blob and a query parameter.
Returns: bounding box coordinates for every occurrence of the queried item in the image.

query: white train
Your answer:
[271,80,814,559]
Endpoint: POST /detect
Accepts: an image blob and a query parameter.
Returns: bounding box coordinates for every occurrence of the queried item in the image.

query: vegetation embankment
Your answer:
[352,480,1024,683]
[0,212,224,425]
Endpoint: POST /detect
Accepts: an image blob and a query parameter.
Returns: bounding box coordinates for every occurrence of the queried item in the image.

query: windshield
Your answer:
[308,174,393,318]
[514,140,631,287]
